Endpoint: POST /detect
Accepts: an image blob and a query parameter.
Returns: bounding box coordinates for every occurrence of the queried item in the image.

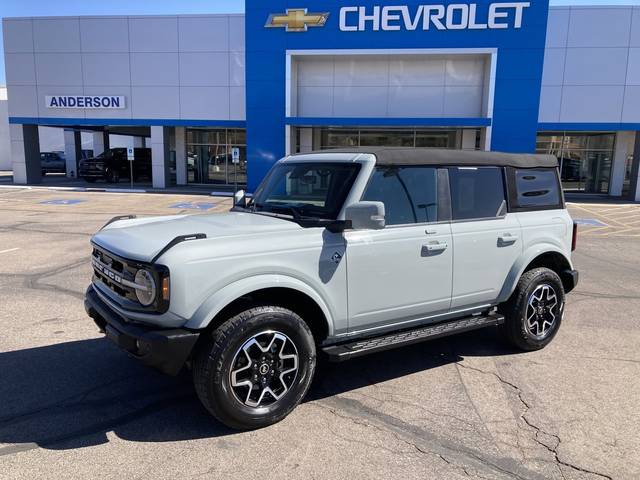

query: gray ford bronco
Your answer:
[85,148,578,430]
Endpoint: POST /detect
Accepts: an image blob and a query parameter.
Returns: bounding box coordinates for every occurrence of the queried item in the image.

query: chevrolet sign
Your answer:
[46,95,126,109]
[339,3,531,31]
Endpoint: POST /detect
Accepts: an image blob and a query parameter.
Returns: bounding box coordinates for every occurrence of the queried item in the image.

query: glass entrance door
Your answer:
[186,129,246,186]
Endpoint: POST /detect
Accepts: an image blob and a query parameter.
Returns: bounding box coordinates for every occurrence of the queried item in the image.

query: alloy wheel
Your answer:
[526,284,561,339]
[229,330,299,408]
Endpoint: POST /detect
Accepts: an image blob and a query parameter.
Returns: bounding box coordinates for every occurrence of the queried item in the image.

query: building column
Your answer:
[11,124,41,184]
[63,129,82,178]
[609,132,635,197]
[150,126,171,189]
[92,131,109,156]
[480,127,492,151]
[461,129,477,150]
[298,128,313,153]
[175,127,187,185]
[284,125,294,155]
[629,132,640,202]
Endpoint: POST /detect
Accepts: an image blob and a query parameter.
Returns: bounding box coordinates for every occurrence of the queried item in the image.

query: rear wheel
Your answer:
[500,267,565,351]
[193,306,316,430]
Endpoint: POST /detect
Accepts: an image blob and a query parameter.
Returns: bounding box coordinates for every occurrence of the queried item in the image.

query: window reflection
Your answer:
[536,132,615,194]
[186,128,246,186]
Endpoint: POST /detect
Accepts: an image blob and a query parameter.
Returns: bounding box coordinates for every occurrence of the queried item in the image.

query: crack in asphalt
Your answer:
[1,258,89,301]
[572,290,640,301]
[0,222,94,237]
[314,394,549,480]
[455,363,613,480]
[313,401,477,478]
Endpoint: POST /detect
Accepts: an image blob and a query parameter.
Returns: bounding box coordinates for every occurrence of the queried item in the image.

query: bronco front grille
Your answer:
[91,247,139,302]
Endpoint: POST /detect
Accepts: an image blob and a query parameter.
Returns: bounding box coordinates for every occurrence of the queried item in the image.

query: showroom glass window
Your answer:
[362,166,439,225]
[185,128,246,185]
[536,132,615,194]
[296,128,473,152]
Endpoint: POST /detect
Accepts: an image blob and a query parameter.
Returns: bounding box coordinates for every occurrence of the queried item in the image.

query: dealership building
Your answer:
[2,1,640,199]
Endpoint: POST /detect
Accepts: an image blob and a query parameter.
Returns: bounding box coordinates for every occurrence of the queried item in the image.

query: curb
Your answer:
[0,184,237,197]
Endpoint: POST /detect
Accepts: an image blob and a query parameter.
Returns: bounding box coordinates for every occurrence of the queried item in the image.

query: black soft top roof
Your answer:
[294,148,558,169]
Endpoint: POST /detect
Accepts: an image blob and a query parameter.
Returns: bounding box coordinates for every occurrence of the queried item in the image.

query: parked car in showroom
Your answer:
[79,147,151,183]
[84,148,578,430]
[40,151,66,175]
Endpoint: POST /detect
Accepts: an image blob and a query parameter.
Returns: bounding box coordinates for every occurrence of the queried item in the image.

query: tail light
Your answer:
[571,221,578,252]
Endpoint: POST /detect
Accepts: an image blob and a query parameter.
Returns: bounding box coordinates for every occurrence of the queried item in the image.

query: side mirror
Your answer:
[344,201,385,230]
[234,189,246,208]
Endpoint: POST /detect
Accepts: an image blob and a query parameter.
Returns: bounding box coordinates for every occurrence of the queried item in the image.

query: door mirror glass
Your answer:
[345,201,386,230]
[234,189,246,208]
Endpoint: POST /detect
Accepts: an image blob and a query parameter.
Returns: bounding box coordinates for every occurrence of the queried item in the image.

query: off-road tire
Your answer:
[192,306,316,430]
[500,267,565,351]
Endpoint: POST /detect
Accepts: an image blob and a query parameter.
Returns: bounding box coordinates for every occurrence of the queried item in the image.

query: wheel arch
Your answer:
[185,274,335,343]
[499,245,575,302]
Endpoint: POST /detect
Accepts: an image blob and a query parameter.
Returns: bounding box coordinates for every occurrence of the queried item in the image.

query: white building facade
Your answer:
[2,3,639,199]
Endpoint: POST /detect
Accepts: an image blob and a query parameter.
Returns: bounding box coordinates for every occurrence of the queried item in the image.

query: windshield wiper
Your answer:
[266,205,303,219]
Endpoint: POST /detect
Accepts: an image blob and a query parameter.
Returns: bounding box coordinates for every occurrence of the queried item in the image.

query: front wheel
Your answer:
[192,306,316,430]
[106,168,119,183]
[499,267,565,351]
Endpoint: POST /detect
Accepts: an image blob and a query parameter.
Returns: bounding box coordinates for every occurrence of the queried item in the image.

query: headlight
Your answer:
[134,269,156,306]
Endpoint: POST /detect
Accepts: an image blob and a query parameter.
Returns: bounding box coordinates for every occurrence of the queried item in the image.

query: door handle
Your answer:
[423,241,448,253]
[498,233,519,245]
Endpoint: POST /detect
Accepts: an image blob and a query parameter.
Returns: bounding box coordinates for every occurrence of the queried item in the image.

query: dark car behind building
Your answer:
[79,148,151,183]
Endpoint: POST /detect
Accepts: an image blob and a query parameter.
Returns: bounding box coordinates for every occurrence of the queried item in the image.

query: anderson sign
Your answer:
[46,95,125,109]
[339,2,531,31]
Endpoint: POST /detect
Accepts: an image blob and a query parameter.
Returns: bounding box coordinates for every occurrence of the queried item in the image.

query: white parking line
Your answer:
[0,248,20,255]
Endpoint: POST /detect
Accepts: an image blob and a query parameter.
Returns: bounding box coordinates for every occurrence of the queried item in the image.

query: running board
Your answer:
[323,313,505,362]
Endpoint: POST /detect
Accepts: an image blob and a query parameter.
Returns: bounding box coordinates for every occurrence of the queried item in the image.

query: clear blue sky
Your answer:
[0,0,639,84]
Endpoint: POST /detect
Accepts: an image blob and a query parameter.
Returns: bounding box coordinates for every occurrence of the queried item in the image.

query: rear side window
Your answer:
[515,168,561,208]
[448,167,506,221]
[362,166,439,225]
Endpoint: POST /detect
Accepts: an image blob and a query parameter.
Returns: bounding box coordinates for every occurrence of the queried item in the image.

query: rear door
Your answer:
[345,166,453,333]
[449,166,522,309]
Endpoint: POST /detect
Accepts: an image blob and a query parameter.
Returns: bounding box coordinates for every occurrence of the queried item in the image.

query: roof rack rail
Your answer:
[151,233,207,263]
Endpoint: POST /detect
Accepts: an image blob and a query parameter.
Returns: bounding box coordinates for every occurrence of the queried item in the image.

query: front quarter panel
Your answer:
[161,228,348,336]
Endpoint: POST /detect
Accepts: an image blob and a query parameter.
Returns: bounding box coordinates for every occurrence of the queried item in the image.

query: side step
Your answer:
[323,313,505,362]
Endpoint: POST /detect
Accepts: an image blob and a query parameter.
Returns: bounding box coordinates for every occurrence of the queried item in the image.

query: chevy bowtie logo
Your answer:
[265,9,330,32]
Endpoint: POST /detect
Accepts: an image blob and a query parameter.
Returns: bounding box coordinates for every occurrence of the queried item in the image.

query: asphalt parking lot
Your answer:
[0,187,638,480]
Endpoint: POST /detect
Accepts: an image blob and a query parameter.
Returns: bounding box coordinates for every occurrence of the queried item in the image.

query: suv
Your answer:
[79,147,151,183]
[84,148,578,430]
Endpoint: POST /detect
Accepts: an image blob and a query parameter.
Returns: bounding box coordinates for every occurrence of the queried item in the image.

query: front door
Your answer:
[346,166,453,333]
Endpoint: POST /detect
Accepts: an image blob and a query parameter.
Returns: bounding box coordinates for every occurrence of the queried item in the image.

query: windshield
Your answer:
[249,162,361,221]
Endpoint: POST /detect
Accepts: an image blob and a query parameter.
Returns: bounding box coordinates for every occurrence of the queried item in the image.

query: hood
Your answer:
[91,211,301,263]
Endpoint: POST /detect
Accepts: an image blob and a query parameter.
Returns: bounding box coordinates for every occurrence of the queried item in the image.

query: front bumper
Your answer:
[84,285,200,376]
